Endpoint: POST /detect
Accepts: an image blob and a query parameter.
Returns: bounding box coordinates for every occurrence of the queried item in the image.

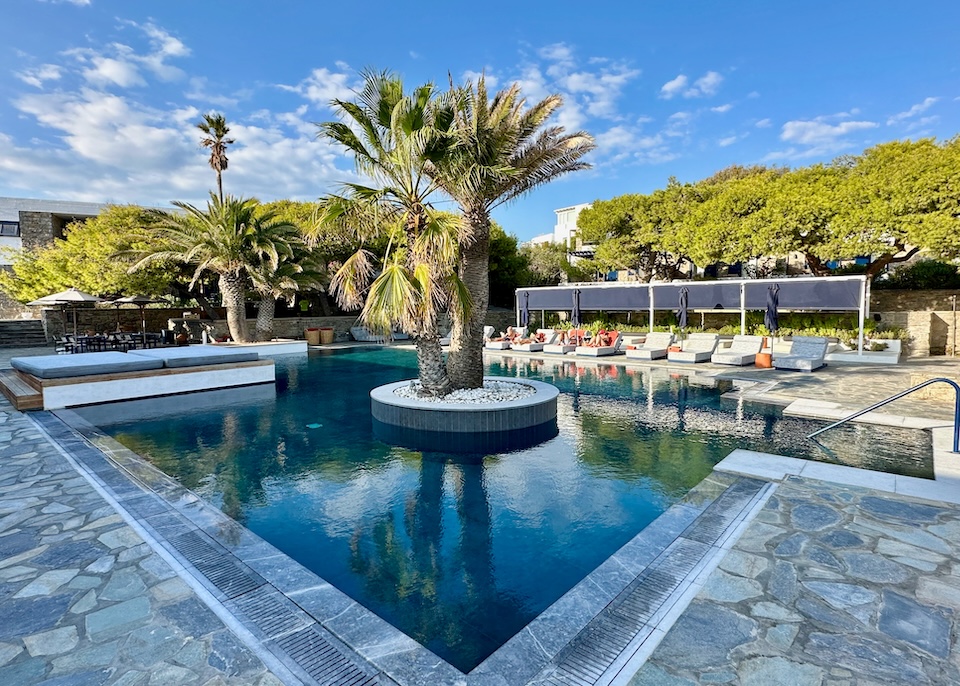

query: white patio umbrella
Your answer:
[28,288,105,335]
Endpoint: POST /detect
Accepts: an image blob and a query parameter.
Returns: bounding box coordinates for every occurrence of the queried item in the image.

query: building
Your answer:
[0,197,114,317]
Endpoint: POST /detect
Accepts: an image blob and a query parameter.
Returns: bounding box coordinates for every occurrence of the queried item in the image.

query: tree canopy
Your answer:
[0,205,172,302]
[580,137,960,278]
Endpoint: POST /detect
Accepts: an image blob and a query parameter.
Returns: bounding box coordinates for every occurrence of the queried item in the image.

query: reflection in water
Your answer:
[76,349,933,672]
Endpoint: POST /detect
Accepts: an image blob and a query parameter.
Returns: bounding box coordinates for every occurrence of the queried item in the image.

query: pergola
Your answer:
[515,274,870,355]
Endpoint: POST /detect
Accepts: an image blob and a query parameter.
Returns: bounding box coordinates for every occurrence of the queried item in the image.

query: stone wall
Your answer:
[18,211,57,251]
[870,290,960,357]
[871,289,960,312]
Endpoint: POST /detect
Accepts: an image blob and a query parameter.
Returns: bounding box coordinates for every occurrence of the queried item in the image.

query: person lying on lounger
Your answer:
[587,329,613,347]
[491,326,521,342]
[514,331,547,345]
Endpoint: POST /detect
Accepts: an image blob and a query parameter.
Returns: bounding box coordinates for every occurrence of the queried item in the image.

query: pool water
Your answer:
[74,348,932,672]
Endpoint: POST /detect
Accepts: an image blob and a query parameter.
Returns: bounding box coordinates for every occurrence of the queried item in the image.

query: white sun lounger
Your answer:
[773,336,829,372]
[625,332,674,360]
[544,329,589,354]
[711,335,764,366]
[484,326,528,350]
[668,333,719,363]
[575,331,623,357]
[511,329,557,352]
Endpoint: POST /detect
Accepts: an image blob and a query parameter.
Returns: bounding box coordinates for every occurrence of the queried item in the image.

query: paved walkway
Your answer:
[0,395,286,685]
[632,476,960,685]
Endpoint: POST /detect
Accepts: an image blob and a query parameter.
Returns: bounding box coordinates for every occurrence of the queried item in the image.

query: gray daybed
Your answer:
[127,345,259,368]
[11,351,164,379]
[773,336,829,372]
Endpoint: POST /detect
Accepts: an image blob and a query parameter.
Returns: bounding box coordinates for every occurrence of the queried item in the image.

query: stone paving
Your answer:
[2,344,960,685]
[631,476,960,685]
[0,396,285,685]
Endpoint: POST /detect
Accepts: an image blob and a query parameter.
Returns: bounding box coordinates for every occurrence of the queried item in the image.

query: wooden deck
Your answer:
[0,369,43,410]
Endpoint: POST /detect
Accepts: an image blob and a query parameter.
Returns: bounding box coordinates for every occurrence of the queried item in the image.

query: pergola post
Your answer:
[740,283,747,335]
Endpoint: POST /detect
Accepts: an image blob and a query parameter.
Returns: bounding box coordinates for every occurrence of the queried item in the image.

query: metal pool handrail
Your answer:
[807,377,960,454]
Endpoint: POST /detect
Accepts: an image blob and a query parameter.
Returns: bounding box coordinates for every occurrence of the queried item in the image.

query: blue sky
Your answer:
[1,0,958,241]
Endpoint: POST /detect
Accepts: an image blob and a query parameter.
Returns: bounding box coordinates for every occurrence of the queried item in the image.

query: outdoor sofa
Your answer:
[668,333,720,363]
[711,335,765,366]
[773,336,829,372]
[625,332,674,360]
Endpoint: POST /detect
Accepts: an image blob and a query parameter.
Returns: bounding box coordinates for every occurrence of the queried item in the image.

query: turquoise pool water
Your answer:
[74,348,931,672]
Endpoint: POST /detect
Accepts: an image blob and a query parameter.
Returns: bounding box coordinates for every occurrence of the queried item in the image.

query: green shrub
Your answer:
[875,260,960,290]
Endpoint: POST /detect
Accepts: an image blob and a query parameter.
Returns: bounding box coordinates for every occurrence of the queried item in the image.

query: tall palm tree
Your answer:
[197,113,235,203]
[133,194,295,343]
[429,77,595,389]
[314,70,469,396]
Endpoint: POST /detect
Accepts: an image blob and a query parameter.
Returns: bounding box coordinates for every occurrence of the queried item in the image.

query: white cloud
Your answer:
[684,71,723,98]
[461,69,499,90]
[15,64,62,88]
[184,77,243,108]
[718,135,739,147]
[711,103,733,113]
[780,118,878,146]
[766,114,878,160]
[83,54,145,88]
[887,97,939,125]
[36,0,90,4]
[659,74,688,99]
[279,67,357,106]
[660,71,723,99]
[755,118,772,128]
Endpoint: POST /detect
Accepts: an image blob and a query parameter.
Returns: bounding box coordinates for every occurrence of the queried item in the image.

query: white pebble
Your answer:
[394,380,536,404]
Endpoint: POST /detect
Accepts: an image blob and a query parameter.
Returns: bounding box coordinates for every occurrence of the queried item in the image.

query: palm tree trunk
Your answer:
[217,172,224,204]
[255,295,276,341]
[219,272,249,342]
[447,210,490,390]
[415,334,452,397]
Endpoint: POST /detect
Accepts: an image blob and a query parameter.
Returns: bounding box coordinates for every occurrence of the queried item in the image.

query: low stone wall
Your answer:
[871,289,960,312]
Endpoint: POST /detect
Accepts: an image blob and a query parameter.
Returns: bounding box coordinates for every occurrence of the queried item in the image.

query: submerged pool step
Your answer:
[535,476,769,686]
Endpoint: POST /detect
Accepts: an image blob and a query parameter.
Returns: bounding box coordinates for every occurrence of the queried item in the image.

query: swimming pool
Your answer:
[72,348,931,672]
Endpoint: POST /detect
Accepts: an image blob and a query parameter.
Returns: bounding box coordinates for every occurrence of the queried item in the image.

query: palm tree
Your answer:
[250,235,328,341]
[313,70,469,396]
[197,113,235,203]
[428,77,595,389]
[133,194,295,343]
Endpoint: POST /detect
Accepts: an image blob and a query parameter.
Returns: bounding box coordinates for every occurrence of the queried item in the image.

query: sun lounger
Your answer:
[484,326,528,350]
[668,333,719,363]
[544,329,589,354]
[773,336,828,372]
[711,335,764,366]
[575,331,622,357]
[511,329,557,352]
[625,332,674,360]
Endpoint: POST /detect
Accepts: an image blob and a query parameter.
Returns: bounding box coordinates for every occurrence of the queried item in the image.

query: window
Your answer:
[0,222,20,237]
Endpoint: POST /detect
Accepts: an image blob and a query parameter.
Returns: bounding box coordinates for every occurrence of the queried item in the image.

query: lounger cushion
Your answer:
[625,348,667,360]
[484,341,512,350]
[128,346,259,368]
[711,352,757,366]
[11,352,164,379]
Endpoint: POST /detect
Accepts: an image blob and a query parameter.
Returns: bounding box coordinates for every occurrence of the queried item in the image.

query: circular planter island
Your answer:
[370,377,559,454]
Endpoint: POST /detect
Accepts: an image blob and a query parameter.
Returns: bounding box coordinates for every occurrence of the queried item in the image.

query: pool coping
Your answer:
[32,407,773,686]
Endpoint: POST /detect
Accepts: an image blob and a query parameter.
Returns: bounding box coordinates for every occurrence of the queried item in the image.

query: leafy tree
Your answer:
[315,70,466,396]
[487,223,529,308]
[197,113,235,203]
[0,205,172,302]
[133,194,295,343]
[520,242,592,285]
[427,76,595,389]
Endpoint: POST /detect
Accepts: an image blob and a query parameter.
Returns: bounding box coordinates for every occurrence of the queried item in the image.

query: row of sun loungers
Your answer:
[485,329,829,372]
